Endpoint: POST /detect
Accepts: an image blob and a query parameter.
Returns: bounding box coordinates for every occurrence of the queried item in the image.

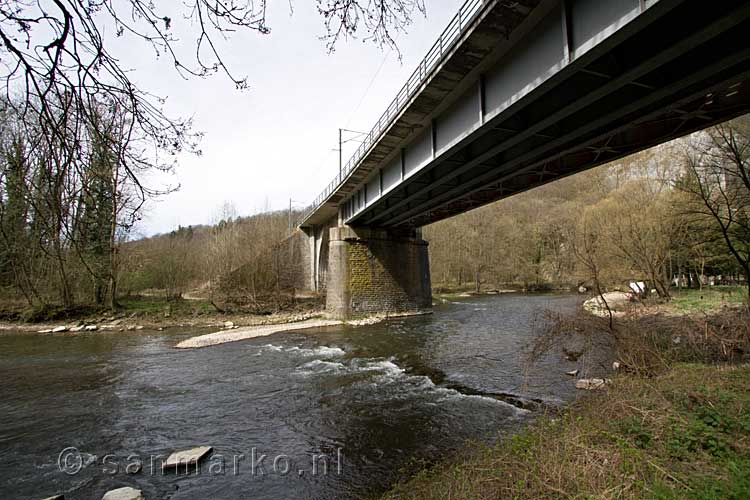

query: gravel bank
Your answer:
[174,319,344,349]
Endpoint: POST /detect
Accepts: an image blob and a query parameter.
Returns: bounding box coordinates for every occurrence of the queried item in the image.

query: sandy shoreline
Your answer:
[0,309,432,345]
[174,319,345,349]
[174,310,433,349]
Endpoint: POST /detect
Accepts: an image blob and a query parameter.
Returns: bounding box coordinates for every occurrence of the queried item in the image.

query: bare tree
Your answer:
[680,117,750,298]
[317,0,426,55]
[0,0,425,309]
[203,202,242,310]
[0,0,426,222]
[570,209,615,329]
[590,180,682,299]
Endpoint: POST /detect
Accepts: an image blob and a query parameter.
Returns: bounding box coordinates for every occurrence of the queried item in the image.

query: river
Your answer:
[0,293,599,500]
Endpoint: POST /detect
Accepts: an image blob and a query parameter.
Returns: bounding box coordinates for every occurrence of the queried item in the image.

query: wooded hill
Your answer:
[427,117,750,297]
[1,117,748,316]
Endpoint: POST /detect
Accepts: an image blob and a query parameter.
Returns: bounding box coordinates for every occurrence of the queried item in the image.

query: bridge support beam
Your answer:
[326,226,432,318]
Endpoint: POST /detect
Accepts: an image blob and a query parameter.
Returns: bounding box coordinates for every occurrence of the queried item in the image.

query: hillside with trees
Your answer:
[427,117,750,298]
[0,0,430,321]
[1,116,748,320]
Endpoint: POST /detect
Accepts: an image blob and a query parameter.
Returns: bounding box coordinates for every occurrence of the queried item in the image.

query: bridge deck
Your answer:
[300,0,750,229]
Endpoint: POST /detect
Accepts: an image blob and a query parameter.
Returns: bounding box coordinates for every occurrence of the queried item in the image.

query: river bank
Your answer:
[381,296,750,499]
[0,293,440,336]
[384,362,750,499]
[0,295,327,334]
[0,293,437,345]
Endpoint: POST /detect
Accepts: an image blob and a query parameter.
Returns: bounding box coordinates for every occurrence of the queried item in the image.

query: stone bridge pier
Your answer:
[325,226,432,318]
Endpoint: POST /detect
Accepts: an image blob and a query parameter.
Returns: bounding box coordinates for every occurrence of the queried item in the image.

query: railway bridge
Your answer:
[295,0,750,317]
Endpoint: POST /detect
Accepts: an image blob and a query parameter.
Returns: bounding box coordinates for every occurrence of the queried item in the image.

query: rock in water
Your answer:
[223,321,234,329]
[163,446,213,469]
[38,495,64,500]
[565,369,579,377]
[101,487,143,500]
[52,326,67,333]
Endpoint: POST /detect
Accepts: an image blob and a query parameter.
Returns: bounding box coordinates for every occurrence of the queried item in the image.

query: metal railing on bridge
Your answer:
[297,0,487,226]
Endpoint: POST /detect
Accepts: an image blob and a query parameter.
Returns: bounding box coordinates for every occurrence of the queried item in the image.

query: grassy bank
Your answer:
[384,363,750,500]
[668,286,748,313]
[384,297,750,500]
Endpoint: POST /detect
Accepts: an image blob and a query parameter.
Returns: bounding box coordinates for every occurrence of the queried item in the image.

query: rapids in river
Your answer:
[1,293,603,499]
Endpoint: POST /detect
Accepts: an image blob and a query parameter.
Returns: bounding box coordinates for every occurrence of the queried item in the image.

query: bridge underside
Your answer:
[350,0,750,228]
[299,0,750,318]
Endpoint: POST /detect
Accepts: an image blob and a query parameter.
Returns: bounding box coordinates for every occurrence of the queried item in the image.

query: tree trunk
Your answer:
[107,272,118,310]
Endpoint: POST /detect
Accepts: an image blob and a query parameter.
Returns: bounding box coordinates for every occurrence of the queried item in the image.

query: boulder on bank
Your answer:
[101,487,143,500]
[582,291,632,317]
[575,378,612,390]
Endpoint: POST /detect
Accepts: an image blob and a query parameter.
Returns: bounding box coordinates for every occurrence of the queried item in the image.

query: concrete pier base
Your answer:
[326,226,432,318]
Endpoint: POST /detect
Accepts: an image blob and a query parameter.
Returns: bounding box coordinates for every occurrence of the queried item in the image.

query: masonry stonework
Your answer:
[326,226,432,318]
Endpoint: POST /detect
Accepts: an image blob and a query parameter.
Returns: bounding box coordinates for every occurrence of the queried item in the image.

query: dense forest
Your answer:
[1,116,748,317]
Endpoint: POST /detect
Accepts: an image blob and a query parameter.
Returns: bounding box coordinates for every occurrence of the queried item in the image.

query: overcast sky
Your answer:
[112,1,464,236]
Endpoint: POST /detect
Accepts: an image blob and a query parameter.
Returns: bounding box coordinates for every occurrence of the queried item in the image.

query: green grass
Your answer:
[382,363,750,500]
[669,286,748,313]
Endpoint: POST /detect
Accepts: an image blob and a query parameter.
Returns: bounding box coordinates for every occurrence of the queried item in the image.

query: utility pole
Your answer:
[336,128,366,175]
[339,128,343,174]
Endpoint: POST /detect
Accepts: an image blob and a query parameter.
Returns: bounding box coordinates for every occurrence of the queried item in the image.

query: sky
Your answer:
[107,1,465,236]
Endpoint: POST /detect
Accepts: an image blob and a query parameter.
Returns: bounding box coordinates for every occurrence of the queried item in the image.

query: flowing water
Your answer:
[0,293,602,500]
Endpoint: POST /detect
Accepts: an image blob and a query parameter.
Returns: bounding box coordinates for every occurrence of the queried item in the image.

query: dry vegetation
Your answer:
[118,207,300,311]
[534,306,750,377]
[0,0,429,322]
[385,362,750,500]
[384,306,750,500]
[426,118,750,298]
[1,115,748,323]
